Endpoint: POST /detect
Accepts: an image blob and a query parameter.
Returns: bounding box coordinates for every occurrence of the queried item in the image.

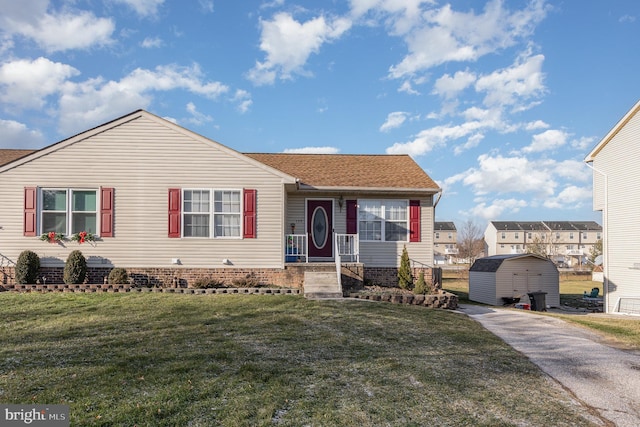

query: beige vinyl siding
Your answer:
[592,109,640,313]
[468,272,497,305]
[495,259,559,307]
[0,115,287,269]
[470,257,559,306]
[285,193,434,267]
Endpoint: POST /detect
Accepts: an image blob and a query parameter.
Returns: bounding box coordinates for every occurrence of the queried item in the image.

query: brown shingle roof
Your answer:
[245,153,440,191]
[0,149,36,166]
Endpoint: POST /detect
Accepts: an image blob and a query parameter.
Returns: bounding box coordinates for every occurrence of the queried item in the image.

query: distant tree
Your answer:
[588,239,603,268]
[398,246,413,290]
[457,219,484,264]
[526,235,548,257]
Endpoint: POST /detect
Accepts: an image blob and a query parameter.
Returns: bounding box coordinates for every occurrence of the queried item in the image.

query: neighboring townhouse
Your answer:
[484,221,602,267]
[434,222,458,264]
[0,110,441,292]
[585,99,640,315]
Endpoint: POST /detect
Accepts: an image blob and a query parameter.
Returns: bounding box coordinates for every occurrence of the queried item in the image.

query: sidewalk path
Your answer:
[459,304,640,427]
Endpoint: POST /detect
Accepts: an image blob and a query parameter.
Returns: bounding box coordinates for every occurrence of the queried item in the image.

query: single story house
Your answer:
[585,99,640,315]
[0,110,441,289]
[469,254,559,307]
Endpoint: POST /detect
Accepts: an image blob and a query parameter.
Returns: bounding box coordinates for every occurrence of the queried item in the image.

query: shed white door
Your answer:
[512,272,542,297]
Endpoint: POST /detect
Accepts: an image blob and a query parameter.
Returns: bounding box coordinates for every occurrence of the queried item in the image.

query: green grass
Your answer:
[0,293,595,426]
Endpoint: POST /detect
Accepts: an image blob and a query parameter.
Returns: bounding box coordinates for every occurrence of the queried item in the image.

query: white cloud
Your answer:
[432,69,476,98]
[388,0,548,78]
[380,111,409,132]
[0,57,80,110]
[112,0,165,17]
[283,146,340,154]
[475,50,546,108]
[0,119,45,148]
[571,136,596,151]
[522,129,569,153]
[386,119,491,156]
[524,120,549,131]
[199,0,214,14]
[247,12,352,85]
[458,153,557,197]
[464,198,528,220]
[57,64,229,134]
[141,37,163,48]
[232,89,253,113]
[398,80,420,95]
[185,102,213,125]
[454,133,484,155]
[0,2,115,52]
[543,185,592,209]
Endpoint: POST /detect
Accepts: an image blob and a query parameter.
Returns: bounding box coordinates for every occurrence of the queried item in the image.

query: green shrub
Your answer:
[192,278,226,289]
[64,250,87,284]
[15,250,40,284]
[108,268,129,285]
[413,271,430,295]
[397,246,413,290]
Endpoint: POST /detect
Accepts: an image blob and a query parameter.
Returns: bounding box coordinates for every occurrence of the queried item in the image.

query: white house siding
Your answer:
[468,272,497,305]
[0,115,288,269]
[483,224,498,256]
[591,108,640,313]
[284,193,434,267]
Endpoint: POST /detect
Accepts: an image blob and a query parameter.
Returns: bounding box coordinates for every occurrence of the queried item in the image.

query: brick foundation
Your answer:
[1,264,436,290]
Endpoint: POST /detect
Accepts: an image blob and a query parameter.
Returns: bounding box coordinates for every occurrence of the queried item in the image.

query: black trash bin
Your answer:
[527,291,547,312]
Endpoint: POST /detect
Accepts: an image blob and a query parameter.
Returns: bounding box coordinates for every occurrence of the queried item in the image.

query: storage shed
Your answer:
[469,254,559,307]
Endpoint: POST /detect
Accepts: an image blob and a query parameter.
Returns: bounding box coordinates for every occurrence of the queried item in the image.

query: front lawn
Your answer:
[0,293,595,426]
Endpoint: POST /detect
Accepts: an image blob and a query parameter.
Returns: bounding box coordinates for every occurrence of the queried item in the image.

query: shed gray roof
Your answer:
[469,254,549,273]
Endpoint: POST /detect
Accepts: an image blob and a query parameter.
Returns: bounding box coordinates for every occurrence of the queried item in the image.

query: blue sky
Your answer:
[1,0,639,230]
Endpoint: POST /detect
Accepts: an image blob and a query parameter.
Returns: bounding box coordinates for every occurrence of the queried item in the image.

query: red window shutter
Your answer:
[100,187,114,237]
[243,189,256,239]
[23,187,37,236]
[168,188,181,238]
[409,200,421,242]
[346,200,357,234]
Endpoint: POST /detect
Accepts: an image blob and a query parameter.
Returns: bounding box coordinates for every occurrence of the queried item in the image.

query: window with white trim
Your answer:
[41,189,97,235]
[358,200,408,242]
[183,189,241,238]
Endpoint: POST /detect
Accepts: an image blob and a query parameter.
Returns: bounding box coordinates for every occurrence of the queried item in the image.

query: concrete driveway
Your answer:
[459,304,640,427]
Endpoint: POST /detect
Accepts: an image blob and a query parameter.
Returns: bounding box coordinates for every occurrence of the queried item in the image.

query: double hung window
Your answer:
[358,200,408,242]
[41,189,97,235]
[183,189,241,238]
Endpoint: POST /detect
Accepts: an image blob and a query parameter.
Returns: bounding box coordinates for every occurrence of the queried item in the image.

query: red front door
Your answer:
[307,200,333,258]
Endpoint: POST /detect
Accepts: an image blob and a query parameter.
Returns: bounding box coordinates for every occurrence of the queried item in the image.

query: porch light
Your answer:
[222,258,233,265]
[338,195,344,211]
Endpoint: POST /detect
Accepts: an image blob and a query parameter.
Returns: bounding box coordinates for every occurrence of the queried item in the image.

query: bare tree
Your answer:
[526,235,548,257]
[457,219,484,264]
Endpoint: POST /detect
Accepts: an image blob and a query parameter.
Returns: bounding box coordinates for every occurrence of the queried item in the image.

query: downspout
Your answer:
[585,162,609,312]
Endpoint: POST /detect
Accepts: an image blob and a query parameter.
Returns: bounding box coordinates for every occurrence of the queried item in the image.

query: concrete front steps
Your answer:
[303,271,343,299]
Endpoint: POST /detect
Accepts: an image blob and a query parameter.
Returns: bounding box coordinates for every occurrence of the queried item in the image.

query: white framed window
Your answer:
[358,199,408,242]
[501,232,506,239]
[569,232,574,239]
[183,190,210,237]
[41,188,97,235]
[515,232,519,239]
[214,190,241,237]
[435,232,440,239]
[183,189,241,238]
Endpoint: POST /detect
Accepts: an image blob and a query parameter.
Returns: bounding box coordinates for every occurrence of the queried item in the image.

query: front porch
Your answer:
[285,233,359,263]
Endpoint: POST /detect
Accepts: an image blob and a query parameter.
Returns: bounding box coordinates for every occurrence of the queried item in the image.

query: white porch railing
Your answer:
[335,233,359,263]
[285,233,359,264]
[285,234,308,263]
[566,249,584,256]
